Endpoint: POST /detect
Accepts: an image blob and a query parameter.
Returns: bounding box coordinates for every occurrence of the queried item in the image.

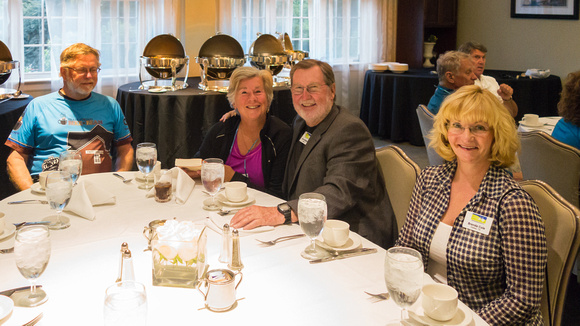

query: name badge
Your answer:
[299,131,311,145]
[462,211,493,235]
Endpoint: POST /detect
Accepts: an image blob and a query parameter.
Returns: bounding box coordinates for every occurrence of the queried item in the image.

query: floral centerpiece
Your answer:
[152,220,207,288]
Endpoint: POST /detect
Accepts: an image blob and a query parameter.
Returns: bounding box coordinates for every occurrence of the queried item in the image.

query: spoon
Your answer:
[113,173,133,183]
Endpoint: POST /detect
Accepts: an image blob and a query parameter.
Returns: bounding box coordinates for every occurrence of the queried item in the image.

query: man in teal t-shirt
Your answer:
[5,43,134,191]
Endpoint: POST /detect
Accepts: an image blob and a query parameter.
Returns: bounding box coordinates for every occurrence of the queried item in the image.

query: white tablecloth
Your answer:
[0,172,488,325]
[518,116,562,135]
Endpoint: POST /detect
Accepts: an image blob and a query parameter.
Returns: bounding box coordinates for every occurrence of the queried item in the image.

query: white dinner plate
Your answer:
[409,301,473,326]
[216,193,255,207]
[10,93,31,99]
[316,233,362,252]
[519,121,545,128]
[0,295,14,321]
[30,182,45,194]
[0,224,16,241]
[148,88,167,93]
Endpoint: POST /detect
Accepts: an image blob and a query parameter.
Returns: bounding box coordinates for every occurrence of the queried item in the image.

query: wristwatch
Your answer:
[277,202,292,224]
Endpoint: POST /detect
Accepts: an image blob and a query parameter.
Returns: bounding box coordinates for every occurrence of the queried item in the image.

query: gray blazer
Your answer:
[283,105,397,248]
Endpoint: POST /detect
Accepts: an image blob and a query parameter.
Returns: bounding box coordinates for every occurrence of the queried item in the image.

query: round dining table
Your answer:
[0,172,488,325]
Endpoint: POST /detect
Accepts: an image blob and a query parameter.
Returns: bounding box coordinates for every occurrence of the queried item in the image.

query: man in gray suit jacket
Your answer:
[231,59,396,248]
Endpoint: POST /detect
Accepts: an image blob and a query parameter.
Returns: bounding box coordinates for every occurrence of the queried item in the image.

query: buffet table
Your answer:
[116,77,296,169]
[0,96,33,201]
[360,69,562,145]
[0,172,487,325]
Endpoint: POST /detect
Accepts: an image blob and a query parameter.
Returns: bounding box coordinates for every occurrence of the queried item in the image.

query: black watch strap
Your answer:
[277,202,292,224]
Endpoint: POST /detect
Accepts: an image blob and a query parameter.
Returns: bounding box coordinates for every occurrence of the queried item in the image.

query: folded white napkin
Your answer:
[146,167,195,204]
[206,212,274,237]
[64,180,116,220]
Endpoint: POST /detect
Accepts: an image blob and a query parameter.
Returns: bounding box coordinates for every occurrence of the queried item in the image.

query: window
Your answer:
[21,0,140,80]
[22,0,52,76]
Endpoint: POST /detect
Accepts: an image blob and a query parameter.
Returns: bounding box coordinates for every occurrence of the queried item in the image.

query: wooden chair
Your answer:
[376,145,421,233]
[519,131,580,208]
[416,104,445,166]
[520,180,580,326]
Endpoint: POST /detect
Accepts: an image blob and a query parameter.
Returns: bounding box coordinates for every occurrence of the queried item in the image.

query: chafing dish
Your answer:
[195,33,246,92]
[139,34,189,91]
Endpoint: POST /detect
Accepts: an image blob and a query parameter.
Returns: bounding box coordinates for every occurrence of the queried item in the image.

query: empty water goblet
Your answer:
[136,143,157,190]
[42,171,73,229]
[298,192,327,260]
[14,225,51,307]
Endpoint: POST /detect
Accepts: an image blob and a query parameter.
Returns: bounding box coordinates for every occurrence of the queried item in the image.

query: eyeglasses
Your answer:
[447,122,490,136]
[291,83,326,95]
[66,67,101,75]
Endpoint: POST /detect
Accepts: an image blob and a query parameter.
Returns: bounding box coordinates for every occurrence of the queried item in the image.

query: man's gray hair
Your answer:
[436,51,470,82]
[458,41,488,55]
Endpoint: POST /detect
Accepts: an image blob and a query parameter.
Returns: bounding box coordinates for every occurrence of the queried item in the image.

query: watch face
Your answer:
[279,203,290,212]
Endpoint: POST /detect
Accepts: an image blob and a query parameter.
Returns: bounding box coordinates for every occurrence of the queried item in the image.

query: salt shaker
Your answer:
[219,223,231,263]
[120,249,135,282]
[115,242,129,282]
[228,229,244,271]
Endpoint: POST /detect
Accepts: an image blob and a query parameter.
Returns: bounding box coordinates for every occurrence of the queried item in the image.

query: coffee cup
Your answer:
[522,113,540,126]
[225,182,247,202]
[322,220,350,247]
[0,213,5,236]
[38,171,52,189]
[421,283,458,321]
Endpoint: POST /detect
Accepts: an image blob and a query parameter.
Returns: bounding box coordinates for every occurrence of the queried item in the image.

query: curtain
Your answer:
[0,0,24,91]
[217,0,394,116]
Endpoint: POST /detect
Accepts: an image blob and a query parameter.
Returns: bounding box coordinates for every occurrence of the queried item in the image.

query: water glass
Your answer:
[384,247,423,324]
[136,143,157,190]
[43,171,73,229]
[59,150,82,184]
[298,192,327,260]
[104,281,147,326]
[14,225,51,307]
[201,158,224,209]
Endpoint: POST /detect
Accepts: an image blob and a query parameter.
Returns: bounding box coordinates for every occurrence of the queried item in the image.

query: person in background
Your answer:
[229,59,396,249]
[184,66,292,198]
[458,41,518,118]
[427,51,477,114]
[5,43,134,191]
[397,85,546,325]
[552,70,580,149]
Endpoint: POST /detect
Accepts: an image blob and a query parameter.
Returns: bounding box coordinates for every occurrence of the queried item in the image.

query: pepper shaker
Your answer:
[115,242,129,282]
[228,229,244,271]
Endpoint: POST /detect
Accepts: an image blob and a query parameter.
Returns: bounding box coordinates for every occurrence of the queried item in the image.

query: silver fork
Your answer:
[364,291,390,300]
[0,247,14,254]
[255,234,305,246]
[217,208,239,216]
[23,312,43,326]
[113,173,133,183]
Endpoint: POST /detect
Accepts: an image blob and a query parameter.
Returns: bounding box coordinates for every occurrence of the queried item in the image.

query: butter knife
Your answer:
[309,248,377,264]
[0,285,42,297]
[8,200,48,205]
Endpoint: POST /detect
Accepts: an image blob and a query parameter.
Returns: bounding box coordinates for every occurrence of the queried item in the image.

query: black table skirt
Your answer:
[0,96,33,200]
[360,68,562,146]
[116,77,295,169]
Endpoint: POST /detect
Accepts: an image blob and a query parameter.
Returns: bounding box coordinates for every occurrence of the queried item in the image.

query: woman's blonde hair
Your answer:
[428,85,519,168]
[227,67,274,109]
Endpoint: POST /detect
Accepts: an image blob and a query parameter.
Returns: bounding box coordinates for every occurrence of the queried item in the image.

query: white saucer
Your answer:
[409,301,473,326]
[520,121,544,128]
[135,170,166,182]
[0,295,14,321]
[216,193,255,207]
[148,88,168,93]
[0,224,16,241]
[30,182,45,194]
[316,233,362,252]
[10,93,30,99]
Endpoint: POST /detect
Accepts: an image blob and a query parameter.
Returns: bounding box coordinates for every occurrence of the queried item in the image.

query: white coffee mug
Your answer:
[0,212,5,236]
[225,182,247,202]
[38,171,52,190]
[422,283,458,321]
[322,220,350,247]
[522,113,540,126]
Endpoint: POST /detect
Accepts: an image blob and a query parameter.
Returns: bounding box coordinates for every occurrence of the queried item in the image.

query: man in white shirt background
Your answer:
[459,41,518,118]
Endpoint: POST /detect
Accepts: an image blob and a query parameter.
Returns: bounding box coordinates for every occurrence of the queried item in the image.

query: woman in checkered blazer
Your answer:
[396,85,547,325]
